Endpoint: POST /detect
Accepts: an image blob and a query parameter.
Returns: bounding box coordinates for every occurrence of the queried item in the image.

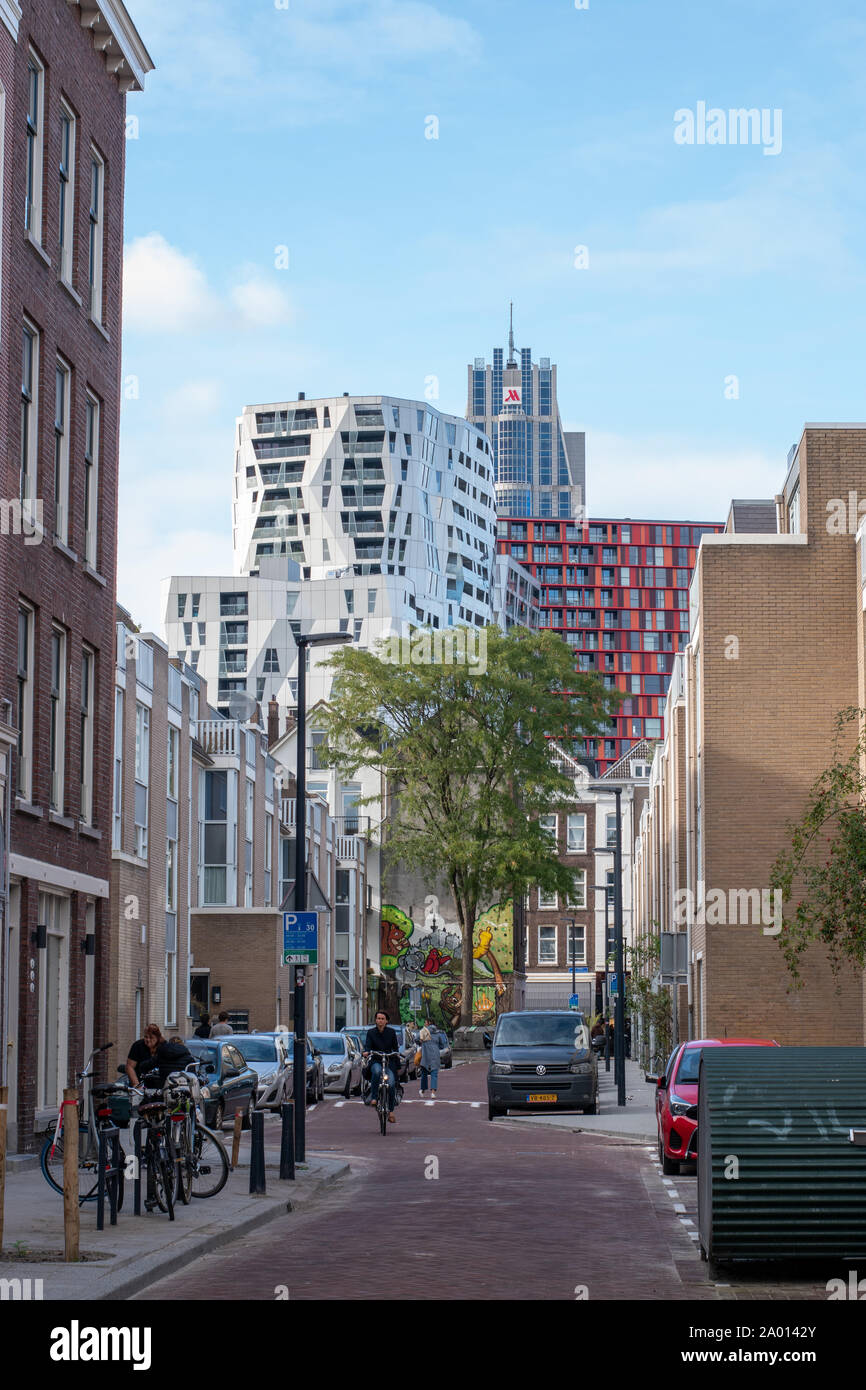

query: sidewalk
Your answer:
[495,1056,658,1144]
[0,1124,349,1301]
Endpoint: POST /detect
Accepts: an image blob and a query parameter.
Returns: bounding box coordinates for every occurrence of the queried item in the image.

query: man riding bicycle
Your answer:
[363,1010,401,1124]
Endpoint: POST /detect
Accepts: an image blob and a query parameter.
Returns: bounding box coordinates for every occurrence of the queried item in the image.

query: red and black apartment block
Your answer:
[0,0,151,1151]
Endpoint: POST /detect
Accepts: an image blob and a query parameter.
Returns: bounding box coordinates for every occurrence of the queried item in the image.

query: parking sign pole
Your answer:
[293,637,308,1163]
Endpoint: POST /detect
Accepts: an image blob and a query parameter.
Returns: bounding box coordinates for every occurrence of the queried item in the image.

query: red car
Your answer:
[654,1037,779,1174]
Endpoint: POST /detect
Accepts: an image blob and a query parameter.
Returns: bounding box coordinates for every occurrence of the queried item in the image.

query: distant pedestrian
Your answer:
[210,1012,233,1036]
[194,1013,211,1039]
[418,1026,440,1098]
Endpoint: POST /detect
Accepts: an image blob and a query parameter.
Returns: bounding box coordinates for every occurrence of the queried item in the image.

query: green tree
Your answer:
[770,706,866,985]
[317,624,618,1027]
[623,932,672,1070]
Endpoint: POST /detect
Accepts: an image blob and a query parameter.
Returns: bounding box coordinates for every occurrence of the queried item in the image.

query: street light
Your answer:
[292,629,352,1161]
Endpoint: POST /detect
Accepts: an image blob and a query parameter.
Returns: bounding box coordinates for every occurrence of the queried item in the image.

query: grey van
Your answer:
[485,1010,598,1121]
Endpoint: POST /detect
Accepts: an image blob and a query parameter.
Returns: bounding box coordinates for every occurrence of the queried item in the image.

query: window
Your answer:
[20,322,39,507]
[58,104,75,283]
[37,892,70,1110]
[112,687,123,850]
[88,149,104,321]
[264,811,273,905]
[84,394,99,568]
[567,870,586,909]
[263,648,279,674]
[203,769,229,904]
[25,53,44,239]
[54,359,71,543]
[566,813,586,852]
[538,814,557,844]
[605,812,617,848]
[538,887,558,910]
[538,925,557,964]
[49,627,67,811]
[134,703,149,857]
[566,922,586,964]
[367,588,376,613]
[167,726,179,800]
[80,648,94,823]
[310,729,327,770]
[165,837,177,913]
[16,605,34,799]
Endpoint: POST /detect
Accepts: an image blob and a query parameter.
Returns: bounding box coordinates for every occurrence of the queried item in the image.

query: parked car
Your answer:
[432,1029,452,1069]
[651,1037,780,1174]
[229,1033,293,1111]
[484,1010,597,1120]
[255,1031,324,1104]
[183,1038,259,1130]
[310,1032,362,1097]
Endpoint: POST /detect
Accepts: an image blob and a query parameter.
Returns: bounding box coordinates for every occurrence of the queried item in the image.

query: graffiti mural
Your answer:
[380,894,513,1028]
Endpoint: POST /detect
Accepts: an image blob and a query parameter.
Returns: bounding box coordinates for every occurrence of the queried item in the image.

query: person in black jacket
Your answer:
[126,1024,194,1085]
[194,1013,211,1039]
[363,1010,401,1123]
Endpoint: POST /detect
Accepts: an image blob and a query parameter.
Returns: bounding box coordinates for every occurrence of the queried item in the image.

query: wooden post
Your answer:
[0,1086,8,1251]
[63,1088,80,1262]
[231,1110,242,1169]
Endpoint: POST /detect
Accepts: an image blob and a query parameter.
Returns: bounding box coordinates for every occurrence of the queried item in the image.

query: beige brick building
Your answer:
[633,426,866,1054]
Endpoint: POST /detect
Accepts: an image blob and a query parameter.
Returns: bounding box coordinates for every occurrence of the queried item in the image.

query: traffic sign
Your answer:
[568,994,581,1010]
[283,911,318,965]
[610,975,620,995]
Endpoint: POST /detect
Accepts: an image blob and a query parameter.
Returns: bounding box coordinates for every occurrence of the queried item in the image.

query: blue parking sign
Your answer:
[283,911,318,965]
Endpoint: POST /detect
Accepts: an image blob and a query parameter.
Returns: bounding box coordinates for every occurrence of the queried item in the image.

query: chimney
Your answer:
[268,698,280,746]
[298,391,305,400]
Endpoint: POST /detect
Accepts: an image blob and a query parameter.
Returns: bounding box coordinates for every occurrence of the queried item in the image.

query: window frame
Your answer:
[25,51,44,241]
[79,646,94,824]
[84,392,100,568]
[54,357,71,544]
[49,625,67,812]
[537,924,557,965]
[566,813,586,853]
[88,146,105,323]
[16,603,35,800]
[20,320,39,508]
[58,101,76,284]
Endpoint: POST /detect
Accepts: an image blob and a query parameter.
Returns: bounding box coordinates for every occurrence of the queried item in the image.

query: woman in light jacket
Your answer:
[418,1027,440,1098]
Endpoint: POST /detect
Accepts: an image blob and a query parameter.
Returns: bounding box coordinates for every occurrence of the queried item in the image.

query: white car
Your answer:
[309,1032,363,1097]
[229,1033,293,1111]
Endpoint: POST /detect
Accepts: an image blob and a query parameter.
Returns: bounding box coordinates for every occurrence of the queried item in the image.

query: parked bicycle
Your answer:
[136,1070,177,1216]
[40,1042,127,1207]
[182,1059,229,1198]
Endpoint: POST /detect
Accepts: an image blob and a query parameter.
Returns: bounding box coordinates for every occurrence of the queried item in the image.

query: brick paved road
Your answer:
[140,1062,838,1301]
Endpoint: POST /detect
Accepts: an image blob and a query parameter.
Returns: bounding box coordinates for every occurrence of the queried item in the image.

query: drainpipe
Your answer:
[683,646,696,1042]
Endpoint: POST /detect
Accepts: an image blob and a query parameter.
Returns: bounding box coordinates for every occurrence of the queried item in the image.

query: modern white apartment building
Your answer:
[163,394,521,722]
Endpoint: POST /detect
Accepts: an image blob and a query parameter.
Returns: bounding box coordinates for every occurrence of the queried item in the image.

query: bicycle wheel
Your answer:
[378,1088,388,1135]
[40,1127,117,1205]
[173,1122,193,1205]
[146,1135,174,1216]
[190,1125,229,1198]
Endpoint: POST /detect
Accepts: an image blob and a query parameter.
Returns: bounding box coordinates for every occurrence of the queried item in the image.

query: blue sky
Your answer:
[120,0,866,629]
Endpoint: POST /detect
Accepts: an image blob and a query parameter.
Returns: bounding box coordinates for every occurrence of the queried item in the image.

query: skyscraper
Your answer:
[467,309,585,519]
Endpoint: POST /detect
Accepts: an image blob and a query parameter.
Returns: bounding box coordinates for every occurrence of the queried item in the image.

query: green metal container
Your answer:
[698,1046,866,1264]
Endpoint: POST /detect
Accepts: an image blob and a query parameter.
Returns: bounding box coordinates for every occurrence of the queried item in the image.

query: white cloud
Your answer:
[582,431,780,520]
[123,233,218,331]
[123,235,294,335]
[230,274,292,329]
[160,379,222,425]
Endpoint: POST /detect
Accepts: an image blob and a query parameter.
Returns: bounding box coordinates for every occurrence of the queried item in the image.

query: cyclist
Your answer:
[362,1010,401,1124]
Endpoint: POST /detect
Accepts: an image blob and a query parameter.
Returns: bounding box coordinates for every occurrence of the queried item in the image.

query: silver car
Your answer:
[229,1033,293,1111]
[309,1032,362,1097]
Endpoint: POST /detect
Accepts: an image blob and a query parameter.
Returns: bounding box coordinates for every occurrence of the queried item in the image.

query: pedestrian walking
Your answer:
[194,1012,211,1039]
[418,1026,440,1098]
[210,1012,233,1036]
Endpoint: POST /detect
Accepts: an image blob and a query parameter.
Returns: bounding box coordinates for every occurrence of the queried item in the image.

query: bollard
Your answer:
[249,1109,266,1194]
[62,1088,80,1262]
[96,1127,120,1231]
[279,1102,295,1181]
[231,1110,242,1170]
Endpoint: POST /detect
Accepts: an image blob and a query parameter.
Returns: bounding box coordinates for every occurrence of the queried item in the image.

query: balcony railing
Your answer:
[336,836,366,864]
[197,719,240,756]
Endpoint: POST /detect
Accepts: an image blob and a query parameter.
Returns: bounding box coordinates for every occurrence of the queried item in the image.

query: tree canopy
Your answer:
[317,623,619,1025]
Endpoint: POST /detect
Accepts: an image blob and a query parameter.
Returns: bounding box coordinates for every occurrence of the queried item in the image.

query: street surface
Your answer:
[142,1061,838,1301]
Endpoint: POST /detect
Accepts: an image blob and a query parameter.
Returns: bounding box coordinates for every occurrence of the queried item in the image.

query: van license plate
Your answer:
[527,1093,557,1103]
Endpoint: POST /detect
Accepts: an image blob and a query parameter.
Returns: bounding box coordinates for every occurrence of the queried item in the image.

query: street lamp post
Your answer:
[292,630,352,1162]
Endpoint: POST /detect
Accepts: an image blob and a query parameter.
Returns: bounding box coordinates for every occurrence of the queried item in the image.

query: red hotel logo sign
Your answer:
[504,387,521,403]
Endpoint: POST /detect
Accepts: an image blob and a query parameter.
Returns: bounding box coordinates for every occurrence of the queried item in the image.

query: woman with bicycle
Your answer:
[362,1011,402,1124]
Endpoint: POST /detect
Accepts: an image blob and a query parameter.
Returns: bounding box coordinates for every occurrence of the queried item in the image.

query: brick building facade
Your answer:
[633,427,866,1050]
[0,1,151,1150]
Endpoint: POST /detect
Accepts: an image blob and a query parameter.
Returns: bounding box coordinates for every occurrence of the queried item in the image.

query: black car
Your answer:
[183,1038,259,1130]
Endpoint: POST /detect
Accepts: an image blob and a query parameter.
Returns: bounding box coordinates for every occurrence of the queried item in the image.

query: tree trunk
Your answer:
[458,898,477,1031]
